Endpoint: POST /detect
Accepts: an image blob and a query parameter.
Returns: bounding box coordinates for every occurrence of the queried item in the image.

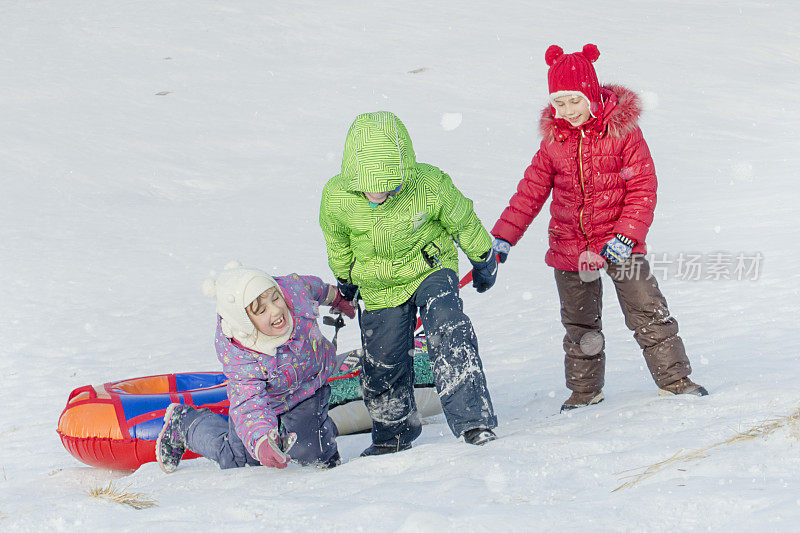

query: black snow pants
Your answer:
[360,268,497,447]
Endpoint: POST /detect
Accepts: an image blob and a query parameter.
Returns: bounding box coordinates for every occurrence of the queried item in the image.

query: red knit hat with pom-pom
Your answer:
[545,44,601,117]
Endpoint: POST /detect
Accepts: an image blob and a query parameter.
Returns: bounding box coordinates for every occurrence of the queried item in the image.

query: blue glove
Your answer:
[470,251,498,293]
[492,238,511,263]
[336,278,359,301]
[600,234,635,264]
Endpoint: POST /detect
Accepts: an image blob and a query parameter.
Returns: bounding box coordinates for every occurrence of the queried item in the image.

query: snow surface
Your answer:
[2,1,800,531]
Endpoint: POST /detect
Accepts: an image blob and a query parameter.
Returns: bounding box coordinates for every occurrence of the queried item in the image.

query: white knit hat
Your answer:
[202,261,293,355]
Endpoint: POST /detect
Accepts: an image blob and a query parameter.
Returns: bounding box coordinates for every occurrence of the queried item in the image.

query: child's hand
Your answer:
[336,278,359,302]
[600,234,635,264]
[255,429,294,469]
[470,251,498,293]
[492,238,511,263]
[330,290,356,318]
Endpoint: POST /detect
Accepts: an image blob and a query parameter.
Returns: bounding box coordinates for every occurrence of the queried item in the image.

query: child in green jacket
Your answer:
[319,111,498,454]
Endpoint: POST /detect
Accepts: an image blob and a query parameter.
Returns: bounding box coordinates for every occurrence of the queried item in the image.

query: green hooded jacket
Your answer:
[319,111,492,311]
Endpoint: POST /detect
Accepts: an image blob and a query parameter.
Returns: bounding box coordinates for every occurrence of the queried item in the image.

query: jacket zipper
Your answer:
[578,131,588,240]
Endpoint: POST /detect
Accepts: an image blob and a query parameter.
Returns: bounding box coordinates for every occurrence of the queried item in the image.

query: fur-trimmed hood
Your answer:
[540,84,642,142]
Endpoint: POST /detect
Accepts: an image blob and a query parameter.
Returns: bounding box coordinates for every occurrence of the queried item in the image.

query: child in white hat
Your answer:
[156,262,354,471]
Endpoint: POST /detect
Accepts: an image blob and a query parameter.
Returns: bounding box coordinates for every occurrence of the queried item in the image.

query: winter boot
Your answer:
[560,390,605,413]
[463,428,497,446]
[156,403,192,473]
[360,442,412,457]
[658,377,708,397]
[318,451,342,469]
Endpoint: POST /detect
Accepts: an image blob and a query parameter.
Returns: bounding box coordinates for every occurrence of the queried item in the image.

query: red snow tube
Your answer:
[57,372,229,471]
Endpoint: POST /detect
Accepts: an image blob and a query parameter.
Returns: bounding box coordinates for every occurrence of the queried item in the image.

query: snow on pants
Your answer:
[180,384,338,468]
[554,254,692,392]
[360,268,497,447]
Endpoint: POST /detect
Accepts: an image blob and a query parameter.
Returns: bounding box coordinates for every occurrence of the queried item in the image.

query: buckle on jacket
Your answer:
[421,241,442,268]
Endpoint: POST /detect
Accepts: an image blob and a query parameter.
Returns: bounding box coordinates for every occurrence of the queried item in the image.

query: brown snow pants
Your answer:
[554,254,691,392]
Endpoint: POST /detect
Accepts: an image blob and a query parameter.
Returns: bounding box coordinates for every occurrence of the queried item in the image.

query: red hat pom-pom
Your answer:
[545,45,563,66]
[582,43,600,63]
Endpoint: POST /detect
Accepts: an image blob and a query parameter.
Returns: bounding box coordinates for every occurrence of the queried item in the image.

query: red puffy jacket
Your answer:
[492,85,656,271]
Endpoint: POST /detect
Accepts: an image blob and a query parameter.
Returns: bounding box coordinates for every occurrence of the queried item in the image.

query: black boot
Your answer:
[318,451,342,469]
[463,428,497,446]
[360,442,411,457]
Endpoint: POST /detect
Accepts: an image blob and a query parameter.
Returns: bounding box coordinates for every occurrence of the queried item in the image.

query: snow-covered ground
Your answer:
[2,1,799,530]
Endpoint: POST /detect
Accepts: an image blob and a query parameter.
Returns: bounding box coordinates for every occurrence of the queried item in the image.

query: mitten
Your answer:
[492,238,511,263]
[470,251,498,293]
[330,290,356,318]
[255,428,295,469]
[600,234,635,264]
[336,278,359,302]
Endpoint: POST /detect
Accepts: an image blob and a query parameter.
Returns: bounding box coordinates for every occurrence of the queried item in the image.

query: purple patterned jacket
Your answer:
[214,273,336,458]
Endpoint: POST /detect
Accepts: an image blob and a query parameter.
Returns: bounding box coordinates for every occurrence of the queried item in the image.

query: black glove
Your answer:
[336,278,359,301]
[469,251,498,293]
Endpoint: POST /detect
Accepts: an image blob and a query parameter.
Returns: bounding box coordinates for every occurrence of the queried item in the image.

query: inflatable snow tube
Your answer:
[58,344,441,471]
[57,372,229,471]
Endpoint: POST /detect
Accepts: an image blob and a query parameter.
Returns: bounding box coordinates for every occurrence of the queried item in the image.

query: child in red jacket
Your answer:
[492,44,707,411]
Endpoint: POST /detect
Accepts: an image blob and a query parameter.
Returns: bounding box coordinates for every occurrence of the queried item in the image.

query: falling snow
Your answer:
[1,1,799,531]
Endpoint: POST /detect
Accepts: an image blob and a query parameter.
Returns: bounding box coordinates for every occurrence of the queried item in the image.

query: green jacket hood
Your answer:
[340,111,417,193]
